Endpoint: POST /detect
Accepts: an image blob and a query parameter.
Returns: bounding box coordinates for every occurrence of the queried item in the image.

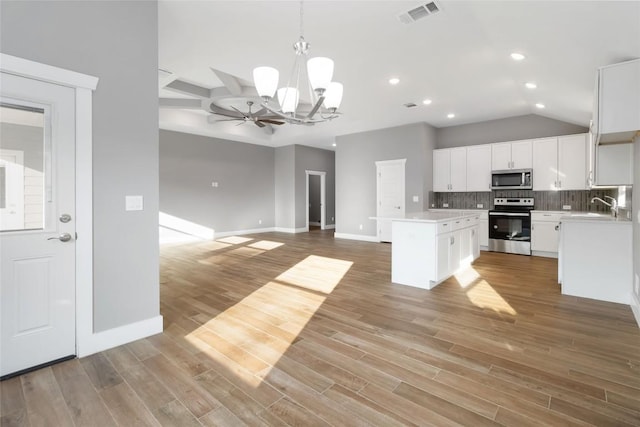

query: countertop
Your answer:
[372,211,477,223]
[533,210,631,224]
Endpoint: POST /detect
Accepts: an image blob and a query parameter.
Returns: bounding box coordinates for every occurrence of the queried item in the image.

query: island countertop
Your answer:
[370,211,478,223]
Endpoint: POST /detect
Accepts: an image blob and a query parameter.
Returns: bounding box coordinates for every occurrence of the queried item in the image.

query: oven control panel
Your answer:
[494,198,534,207]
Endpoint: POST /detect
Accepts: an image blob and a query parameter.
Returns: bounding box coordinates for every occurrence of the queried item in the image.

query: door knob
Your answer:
[48,233,72,242]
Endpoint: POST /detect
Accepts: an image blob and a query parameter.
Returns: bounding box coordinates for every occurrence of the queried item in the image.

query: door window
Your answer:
[0,103,47,232]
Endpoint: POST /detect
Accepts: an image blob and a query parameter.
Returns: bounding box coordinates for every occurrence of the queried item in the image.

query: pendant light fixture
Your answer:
[252,1,343,125]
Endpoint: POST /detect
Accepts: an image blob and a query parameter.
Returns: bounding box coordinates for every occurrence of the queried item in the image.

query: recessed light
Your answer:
[447,113,455,119]
[525,82,537,89]
[510,52,525,61]
[422,99,432,105]
[535,103,545,109]
[389,77,400,85]
[332,143,337,147]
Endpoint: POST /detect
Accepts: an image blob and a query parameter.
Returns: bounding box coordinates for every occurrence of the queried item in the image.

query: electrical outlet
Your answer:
[413,195,419,202]
[331,217,334,221]
[431,203,435,208]
[635,274,639,295]
[359,224,363,230]
[562,205,572,210]
[211,181,219,187]
[476,203,483,209]
[443,203,449,208]
[258,219,262,225]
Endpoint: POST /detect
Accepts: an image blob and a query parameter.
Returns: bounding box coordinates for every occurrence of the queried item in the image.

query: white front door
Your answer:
[376,159,406,243]
[0,73,76,378]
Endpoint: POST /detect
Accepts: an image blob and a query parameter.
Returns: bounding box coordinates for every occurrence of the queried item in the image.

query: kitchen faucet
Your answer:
[591,196,618,217]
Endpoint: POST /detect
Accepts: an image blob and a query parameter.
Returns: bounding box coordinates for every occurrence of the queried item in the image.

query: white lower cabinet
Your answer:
[531,211,564,257]
[392,215,479,289]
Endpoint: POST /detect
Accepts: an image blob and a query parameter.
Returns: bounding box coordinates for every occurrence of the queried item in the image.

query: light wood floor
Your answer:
[2,230,640,426]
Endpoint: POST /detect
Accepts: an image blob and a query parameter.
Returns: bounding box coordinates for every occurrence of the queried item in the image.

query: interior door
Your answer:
[0,72,76,378]
[376,159,405,243]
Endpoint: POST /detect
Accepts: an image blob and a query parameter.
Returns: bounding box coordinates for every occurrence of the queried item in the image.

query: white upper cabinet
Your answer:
[558,134,588,190]
[597,143,634,185]
[533,134,588,191]
[491,140,532,170]
[595,58,640,143]
[433,147,466,192]
[449,148,467,192]
[433,149,451,192]
[466,144,491,192]
[532,137,558,191]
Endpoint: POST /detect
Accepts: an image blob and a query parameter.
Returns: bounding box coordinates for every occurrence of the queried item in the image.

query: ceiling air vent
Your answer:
[398,2,441,24]
[404,102,417,108]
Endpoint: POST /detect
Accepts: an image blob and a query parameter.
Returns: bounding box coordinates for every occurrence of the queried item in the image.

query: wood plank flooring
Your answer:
[2,229,639,426]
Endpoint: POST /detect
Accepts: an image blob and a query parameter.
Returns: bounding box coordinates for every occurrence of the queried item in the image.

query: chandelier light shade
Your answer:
[277,87,300,113]
[253,66,279,99]
[323,82,343,111]
[251,1,342,125]
[307,57,334,93]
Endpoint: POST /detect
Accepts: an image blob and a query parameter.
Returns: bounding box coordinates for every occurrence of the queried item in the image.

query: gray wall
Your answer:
[1,1,160,332]
[160,130,275,233]
[275,145,295,229]
[294,145,336,229]
[335,123,437,237]
[309,175,321,223]
[436,114,588,148]
[633,135,640,314]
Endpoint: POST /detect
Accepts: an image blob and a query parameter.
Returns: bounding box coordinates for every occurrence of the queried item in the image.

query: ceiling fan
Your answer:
[209,101,285,129]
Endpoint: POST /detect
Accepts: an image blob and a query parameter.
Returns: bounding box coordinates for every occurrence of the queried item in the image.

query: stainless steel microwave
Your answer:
[491,169,532,190]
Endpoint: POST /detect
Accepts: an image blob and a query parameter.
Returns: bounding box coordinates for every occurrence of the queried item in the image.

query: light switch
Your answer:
[125,195,143,211]
[413,195,419,202]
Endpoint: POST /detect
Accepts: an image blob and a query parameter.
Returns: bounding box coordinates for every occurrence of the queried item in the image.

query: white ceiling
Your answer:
[158,1,640,149]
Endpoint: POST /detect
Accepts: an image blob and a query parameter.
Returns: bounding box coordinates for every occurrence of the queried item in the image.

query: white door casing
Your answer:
[376,159,406,243]
[0,76,77,378]
[305,170,326,231]
[0,54,99,372]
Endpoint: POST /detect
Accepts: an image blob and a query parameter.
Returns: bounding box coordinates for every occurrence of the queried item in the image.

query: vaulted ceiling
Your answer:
[159,1,640,149]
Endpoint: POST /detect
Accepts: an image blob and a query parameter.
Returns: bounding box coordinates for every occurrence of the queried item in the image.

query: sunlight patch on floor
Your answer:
[248,240,284,251]
[217,236,253,245]
[465,279,517,315]
[185,255,353,388]
[454,265,481,289]
[275,255,353,294]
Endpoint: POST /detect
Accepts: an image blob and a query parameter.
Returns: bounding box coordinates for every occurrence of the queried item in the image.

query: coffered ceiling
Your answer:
[159,1,640,149]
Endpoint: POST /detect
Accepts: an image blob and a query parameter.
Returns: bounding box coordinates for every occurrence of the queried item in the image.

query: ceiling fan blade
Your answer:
[259,119,285,125]
[230,105,247,117]
[254,120,266,128]
[252,107,267,117]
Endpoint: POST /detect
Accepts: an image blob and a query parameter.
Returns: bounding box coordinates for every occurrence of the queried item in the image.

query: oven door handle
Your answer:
[489,212,530,217]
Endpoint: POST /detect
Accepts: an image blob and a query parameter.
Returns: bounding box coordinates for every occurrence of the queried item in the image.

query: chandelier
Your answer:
[252,1,343,125]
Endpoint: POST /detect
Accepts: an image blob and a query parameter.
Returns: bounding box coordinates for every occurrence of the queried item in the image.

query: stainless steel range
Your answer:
[488,197,534,255]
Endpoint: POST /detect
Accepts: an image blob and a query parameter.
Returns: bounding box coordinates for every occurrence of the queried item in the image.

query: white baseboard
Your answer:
[274,227,308,234]
[324,224,335,230]
[631,291,640,328]
[215,227,276,238]
[334,232,379,243]
[532,250,559,259]
[77,315,163,358]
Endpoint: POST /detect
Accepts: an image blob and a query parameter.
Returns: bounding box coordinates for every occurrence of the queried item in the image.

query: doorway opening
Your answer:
[305,170,326,231]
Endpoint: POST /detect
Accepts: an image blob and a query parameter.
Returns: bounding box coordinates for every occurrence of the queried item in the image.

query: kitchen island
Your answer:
[559,214,632,304]
[390,211,480,289]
